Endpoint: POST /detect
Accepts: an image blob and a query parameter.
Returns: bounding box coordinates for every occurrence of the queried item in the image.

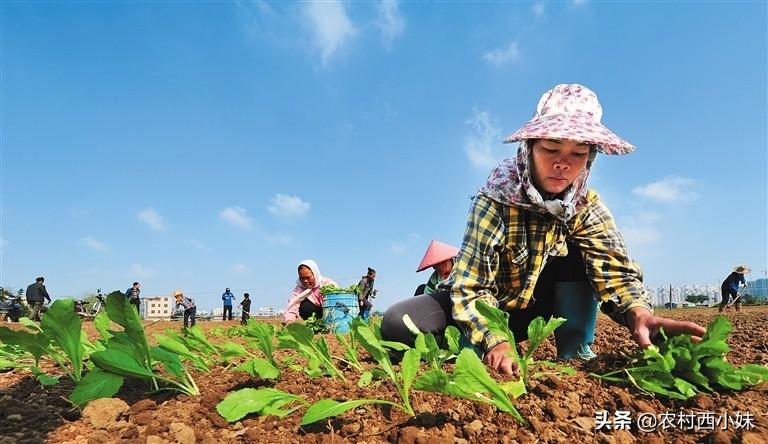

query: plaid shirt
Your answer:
[175,297,195,311]
[449,191,653,352]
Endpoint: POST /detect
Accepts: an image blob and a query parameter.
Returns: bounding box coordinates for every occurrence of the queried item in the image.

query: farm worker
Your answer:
[173,290,197,328]
[415,240,460,296]
[25,276,51,321]
[221,287,235,321]
[283,259,338,324]
[125,282,141,313]
[381,84,707,374]
[239,292,251,325]
[719,265,749,313]
[357,267,376,322]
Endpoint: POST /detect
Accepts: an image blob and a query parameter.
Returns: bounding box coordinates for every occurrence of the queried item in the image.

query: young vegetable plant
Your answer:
[217,388,308,422]
[303,313,329,334]
[475,300,572,397]
[413,348,526,425]
[319,284,360,295]
[300,321,423,426]
[240,319,278,367]
[0,299,85,384]
[402,314,461,370]
[277,322,346,380]
[71,292,200,406]
[334,332,365,372]
[593,316,768,400]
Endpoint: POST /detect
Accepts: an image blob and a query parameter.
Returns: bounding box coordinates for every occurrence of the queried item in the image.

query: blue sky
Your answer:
[1,1,766,312]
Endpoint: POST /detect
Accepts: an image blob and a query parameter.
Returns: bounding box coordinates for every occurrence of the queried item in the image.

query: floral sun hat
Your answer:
[504,84,635,155]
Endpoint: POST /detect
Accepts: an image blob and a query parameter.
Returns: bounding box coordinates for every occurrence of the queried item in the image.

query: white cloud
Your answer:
[138,208,167,232]
[80,236,109,253]
[268,194,311,218]
[265,233,294,245]
[375,0,405,50]
[622,225,660,246]
[482,40,520,66]
[300,0,357,64]
[572,0,587,5]
[186,239,210,250]
[464,109,505,169]
[236,0,274,40]
[231,263,251,274]
[619,211,661,247]
[632,176,698,203]
[219,206,254,230]
[0,237,7,253]
[531,2,546,17]
[130,263,155,278]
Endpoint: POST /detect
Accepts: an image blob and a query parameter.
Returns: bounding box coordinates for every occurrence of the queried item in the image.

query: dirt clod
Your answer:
[462,419,483,435]
[170,422,196,444]
[82,398,129,429]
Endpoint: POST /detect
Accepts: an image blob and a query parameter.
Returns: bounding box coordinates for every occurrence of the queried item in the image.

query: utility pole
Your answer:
[669,284,673,310]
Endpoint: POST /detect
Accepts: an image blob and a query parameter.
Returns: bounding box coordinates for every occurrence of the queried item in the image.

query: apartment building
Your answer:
[141,296,173,321]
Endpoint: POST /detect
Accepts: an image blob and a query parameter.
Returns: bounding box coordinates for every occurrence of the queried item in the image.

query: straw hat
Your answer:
[504,84,635,155]
[416,240,460,272]
[172,289,183,298]
[733,265,751,274]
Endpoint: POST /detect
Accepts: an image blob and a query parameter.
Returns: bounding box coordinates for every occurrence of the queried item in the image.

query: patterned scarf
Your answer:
[479,140,596,222]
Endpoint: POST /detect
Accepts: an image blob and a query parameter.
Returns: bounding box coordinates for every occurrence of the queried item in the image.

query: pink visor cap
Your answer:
[504,84,635,155]
[416,240,460,272]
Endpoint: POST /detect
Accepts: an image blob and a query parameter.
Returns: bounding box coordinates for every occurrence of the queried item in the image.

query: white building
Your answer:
[254,306,276,317]
[141,296,173,321]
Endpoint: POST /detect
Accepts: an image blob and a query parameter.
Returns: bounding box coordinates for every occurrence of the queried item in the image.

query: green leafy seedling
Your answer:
[594,316,768,399]
[217,388,307,422]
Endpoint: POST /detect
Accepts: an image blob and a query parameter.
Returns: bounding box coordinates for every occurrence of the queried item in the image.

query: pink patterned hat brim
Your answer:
[503,114,635,155]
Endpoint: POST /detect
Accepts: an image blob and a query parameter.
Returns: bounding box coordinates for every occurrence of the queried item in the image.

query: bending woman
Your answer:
[382,84,706,374]
[283,259,337,324]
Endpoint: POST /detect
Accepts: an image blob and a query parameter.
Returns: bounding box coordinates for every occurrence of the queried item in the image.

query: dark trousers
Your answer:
[381,242,589,349]
[183,307,196,328]
[299,298,323,321]
[241,312,250,325]
[223,305,233,320]
[719,287,740,311]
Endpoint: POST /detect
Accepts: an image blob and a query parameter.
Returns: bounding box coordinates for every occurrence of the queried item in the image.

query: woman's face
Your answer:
[434,259,454,278]
[298,265,316,288]
[530,139,591,195]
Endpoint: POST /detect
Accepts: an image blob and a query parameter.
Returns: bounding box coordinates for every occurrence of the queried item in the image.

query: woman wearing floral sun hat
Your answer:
[381,84,706,375]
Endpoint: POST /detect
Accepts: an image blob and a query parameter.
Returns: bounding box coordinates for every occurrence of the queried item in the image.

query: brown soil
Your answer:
[1,307,767,444]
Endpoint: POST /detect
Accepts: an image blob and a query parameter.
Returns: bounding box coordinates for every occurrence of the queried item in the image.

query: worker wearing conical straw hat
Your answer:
[414,240,460,296]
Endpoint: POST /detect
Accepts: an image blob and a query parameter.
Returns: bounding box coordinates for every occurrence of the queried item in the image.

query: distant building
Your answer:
[141,296,173,321]
[254,307,276,317]
[652,284,720,307]
[747,278,768,300]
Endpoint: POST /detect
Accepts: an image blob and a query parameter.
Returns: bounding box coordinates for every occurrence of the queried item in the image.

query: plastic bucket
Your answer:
[322,292,359,333]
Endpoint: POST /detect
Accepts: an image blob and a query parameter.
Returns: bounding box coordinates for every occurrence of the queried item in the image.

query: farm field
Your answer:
[1,305,767,444]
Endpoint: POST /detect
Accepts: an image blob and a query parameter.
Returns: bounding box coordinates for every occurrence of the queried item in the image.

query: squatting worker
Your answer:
[381,84,707,375]
[283,259,338,324]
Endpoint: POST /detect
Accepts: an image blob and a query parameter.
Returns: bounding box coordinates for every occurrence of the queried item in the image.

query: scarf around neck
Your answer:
[479,140,596,222]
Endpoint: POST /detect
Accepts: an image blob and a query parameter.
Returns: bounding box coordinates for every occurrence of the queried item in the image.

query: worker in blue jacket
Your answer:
[222,287,235,321]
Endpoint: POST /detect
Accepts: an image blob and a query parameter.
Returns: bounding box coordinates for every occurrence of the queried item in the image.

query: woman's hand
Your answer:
[626,307,706,348]
[483,342,519,376]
